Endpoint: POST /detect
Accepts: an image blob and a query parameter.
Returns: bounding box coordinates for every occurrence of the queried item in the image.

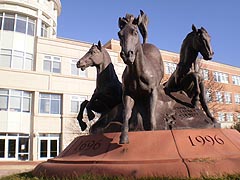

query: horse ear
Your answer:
[192,24,197,32]
[200,27,207,33]
[97,41,102,51]
[118,17,127,29]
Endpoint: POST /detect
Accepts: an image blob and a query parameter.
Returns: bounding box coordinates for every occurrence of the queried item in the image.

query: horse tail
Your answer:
[77,100,89,131]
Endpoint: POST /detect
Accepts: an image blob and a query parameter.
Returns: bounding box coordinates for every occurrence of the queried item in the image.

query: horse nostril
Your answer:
[127,51,133,57]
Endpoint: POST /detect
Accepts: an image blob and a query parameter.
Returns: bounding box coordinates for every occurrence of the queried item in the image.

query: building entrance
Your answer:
[0,133,29,161]
[38,134,59,160]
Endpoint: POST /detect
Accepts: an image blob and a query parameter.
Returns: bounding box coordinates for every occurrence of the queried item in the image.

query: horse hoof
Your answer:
[79,121,87,131]
[119,134,129,144]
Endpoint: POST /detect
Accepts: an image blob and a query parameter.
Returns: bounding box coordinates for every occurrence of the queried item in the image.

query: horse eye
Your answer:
[132,29,138,36]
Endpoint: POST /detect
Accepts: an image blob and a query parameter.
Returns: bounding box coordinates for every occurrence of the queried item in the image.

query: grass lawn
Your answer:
[0,172,240,180]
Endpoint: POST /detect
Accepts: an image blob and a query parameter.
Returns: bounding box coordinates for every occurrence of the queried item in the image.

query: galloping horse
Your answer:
[164,24,216,123]
[118,12,164,144]
[76,41,123,132]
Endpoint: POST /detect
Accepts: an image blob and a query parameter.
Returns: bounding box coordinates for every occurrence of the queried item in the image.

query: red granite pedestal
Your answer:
[33,129,240,179]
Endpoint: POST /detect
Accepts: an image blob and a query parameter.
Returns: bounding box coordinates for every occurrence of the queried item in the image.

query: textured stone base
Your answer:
[33,129,240,179]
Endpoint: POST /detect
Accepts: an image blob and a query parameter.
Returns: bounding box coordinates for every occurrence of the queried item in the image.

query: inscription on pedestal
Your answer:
[74,140,102,151]
[188,135,225,146]
[176,106,200,119]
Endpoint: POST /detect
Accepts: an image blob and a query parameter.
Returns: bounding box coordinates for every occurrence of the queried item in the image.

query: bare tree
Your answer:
[198,59,224,118]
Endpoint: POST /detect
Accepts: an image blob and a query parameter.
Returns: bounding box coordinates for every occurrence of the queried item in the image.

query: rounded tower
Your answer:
[0,0,61,70]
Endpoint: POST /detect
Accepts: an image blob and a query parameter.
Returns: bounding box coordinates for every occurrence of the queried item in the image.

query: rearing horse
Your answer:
[164,24,216,123]
[76,41,123,132]
[118,12,164,144]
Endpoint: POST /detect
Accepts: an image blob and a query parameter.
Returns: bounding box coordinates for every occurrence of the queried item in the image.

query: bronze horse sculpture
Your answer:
[164,24,216,123]
[118,11,164,144]
[76,41,123,133]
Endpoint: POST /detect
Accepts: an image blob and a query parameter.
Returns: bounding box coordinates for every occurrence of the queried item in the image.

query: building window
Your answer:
[43,55,61,73]
[224,92,232,104]
[41,23,48,37]
[0,49,33,70]
[165,62,177,74]
[0,89,31,112]
[234,94,240,104]
[226,113,234,122]
[215,91,223,103]
[3,13,14,31]
[0,13,2,30]
[201,69,209,80]
[71,59,87,77]
[213,72,229,83]
[0,49,11,68]
[39,93,61,114]
[1,13,35,36]
[27,18,35,36]
[232,75,240,86]
[71,95,87,113]
[16,15,27,34]
[205,89,212,102]
[218,112,225,122]
[12,50,24,69]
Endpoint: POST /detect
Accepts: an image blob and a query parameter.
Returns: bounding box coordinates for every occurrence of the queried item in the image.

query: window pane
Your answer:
[71,64,78,75]
[23,97,30,112]
[53,61,60,73]
[40,99,50,113]
[0,17,2,30]
[0,54,11,67]
[16,19,26,33]
[10,96,21,111]
[43,60,51,72]
[51,100,60,114]
[8,139,16,158]
[51,94,60,100]
[3,17,14,31]
[11,90,22,96]
[0,89,9,95]
[27,22,35,36]
[40,140,47,158]
[0,139,5,157]
[12,56,24,69]
[18,138,29,153]
[71,101,78,113]
[25,58,33,70]
[40,93,50,99]
[0,95,8,110]
[50,140,57,157]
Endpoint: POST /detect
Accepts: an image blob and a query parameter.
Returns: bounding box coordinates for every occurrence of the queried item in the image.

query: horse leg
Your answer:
[199,81,217,123]
[85,100,100,121]
[119,95,134,144]
[77,100,89,131]
[191,74,200,107]
[150,88,158,130]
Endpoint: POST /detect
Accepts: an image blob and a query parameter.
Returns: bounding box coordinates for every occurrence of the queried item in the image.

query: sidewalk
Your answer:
[0,161,41,178]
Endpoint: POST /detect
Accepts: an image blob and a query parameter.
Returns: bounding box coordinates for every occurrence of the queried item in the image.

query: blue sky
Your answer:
[57,1,240,67]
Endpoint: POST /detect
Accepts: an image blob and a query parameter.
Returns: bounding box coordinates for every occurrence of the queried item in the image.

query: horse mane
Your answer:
[179,31,197,68]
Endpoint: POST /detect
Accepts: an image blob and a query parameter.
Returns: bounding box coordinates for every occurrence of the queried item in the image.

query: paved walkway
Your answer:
[0,161,41,178]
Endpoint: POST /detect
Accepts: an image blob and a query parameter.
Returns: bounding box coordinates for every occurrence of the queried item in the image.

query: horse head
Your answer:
[192,24,214,60]
[76,41,105,70]
[118,14,142,65]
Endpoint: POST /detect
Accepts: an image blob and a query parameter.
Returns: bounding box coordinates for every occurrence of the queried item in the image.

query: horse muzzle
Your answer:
[120,50,135,65]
